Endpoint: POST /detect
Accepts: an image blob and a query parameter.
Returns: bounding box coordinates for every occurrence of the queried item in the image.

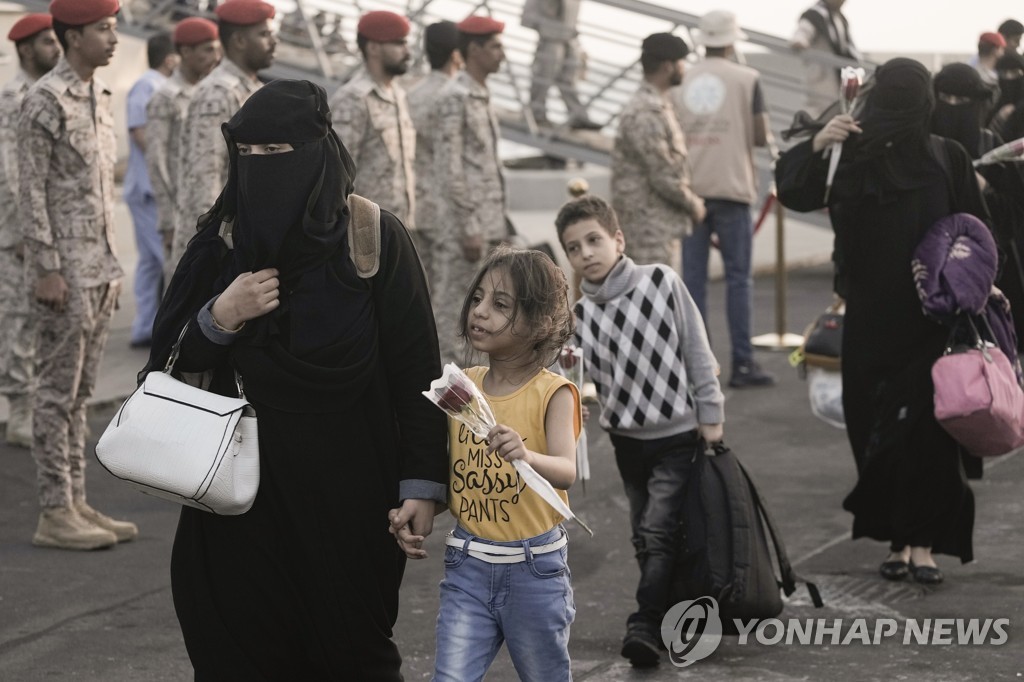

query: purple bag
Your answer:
[932,318,1024,458]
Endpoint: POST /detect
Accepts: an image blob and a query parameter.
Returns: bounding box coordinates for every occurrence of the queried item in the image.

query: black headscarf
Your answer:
[216,79,368,355]
[146,80,377,410]
[840,58,943,198]
[932,63,996,159]
[995,51,1024,111]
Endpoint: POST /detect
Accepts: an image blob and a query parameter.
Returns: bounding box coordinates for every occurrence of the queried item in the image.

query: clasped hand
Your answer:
[812,114,863,153]
[210,268,280,330]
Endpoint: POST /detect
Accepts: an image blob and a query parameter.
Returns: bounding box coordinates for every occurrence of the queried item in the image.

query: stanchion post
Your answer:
[752,192,804,350]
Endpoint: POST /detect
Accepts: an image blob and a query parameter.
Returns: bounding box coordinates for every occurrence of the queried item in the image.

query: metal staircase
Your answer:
[15,0,866,167]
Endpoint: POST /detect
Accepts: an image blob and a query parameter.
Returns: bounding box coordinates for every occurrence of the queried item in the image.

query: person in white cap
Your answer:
[673,10,775,389]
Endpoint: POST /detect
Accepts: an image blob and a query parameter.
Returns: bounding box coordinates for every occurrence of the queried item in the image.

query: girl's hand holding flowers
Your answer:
[486,424,529,463]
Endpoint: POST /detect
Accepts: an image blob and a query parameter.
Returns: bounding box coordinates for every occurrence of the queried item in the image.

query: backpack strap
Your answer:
[729,449,825,608]
[347,193,381,279]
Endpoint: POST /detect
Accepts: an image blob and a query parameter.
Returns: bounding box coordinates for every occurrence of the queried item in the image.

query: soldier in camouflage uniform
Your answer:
[521,0,601,129]
[171,0,276,271]
[0,15,60,448]
[146,18,221,282]
[406,21,462,287]
[612,33,705,267]
[18,0,135,550]
[432,16,510,364]
[329,11,416,227]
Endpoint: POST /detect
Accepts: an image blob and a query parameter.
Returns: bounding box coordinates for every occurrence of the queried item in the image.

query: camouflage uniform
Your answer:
[432,71,508,363]
[18,57,123,508]
[0,71,36,406]
[406,69,454,285]
[172,58,261,269]
[329,70,415,227]
[612,81,702,266]
[145,68,197,280]
[522,0,588,123]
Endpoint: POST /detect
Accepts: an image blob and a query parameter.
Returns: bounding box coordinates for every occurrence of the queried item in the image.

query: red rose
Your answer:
[438,383,473,412]
[843,79,859,104]
[559,349,578,370]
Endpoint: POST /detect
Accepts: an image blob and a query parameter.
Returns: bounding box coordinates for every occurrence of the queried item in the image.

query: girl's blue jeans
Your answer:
[432,524,575,682]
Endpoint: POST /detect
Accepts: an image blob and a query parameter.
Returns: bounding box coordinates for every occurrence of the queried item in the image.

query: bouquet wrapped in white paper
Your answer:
[423,363,593,535]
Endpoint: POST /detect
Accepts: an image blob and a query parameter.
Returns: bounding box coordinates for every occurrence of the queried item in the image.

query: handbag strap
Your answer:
[162,322,247,400]
[163,324,190,373]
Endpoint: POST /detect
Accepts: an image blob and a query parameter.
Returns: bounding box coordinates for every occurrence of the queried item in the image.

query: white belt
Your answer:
[445,533,568,564]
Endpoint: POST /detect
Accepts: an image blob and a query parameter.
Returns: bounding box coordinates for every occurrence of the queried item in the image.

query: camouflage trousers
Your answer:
[33,282,118,508]
[410,227,438,291]
[431,240,487,366]
[0,247,34,398]
[530,38,587,121]
[627,236,682,272]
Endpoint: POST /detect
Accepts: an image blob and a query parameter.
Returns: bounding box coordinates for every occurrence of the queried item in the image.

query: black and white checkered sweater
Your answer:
[575,257,724,439]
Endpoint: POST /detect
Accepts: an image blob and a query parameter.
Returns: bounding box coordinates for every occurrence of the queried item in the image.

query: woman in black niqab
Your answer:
[932,63,1024,358]
[775,58,987,585]
[147,80,448,680]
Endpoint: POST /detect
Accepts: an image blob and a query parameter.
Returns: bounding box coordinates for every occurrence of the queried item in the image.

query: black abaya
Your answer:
[775,136,986,562]
[162,212,446,680]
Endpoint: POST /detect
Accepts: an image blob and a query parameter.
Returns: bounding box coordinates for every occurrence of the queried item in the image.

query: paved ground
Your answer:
[1,199,1022,680]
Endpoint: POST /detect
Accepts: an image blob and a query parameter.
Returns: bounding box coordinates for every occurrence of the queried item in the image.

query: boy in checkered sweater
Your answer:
[555,195,724,668]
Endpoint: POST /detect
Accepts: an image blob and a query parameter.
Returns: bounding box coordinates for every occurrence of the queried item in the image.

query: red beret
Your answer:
[214,0,275,26]
[8,14,52,42]
[49,0,119,26]
[357,11,410,42]
[980,31,1007,48]
[457,15,505,36]
[174,17,218,46]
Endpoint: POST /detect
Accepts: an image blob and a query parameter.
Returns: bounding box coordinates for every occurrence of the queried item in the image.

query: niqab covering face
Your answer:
[223,79,355,282]
[931,63,995,159]
[220,79,371,356]
[840,58,943,196]
[995,51,1024,110]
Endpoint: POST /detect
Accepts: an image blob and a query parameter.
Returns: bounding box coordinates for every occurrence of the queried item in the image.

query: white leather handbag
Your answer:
[95,325,260,515]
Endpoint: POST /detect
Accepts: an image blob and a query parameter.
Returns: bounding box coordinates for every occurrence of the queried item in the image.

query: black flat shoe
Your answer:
[879,560,909,580]
[909,561,944,584]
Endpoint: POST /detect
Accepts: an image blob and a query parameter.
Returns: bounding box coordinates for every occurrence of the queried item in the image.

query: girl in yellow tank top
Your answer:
[410,245,581,682]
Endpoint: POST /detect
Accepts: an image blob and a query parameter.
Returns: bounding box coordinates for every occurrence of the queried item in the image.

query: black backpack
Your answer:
[671,442,823,630]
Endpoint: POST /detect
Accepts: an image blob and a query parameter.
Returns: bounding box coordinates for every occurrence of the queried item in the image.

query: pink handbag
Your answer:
[932,319,1024,457]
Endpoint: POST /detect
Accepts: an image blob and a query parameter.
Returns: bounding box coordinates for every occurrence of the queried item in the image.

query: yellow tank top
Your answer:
[448,367,581,541]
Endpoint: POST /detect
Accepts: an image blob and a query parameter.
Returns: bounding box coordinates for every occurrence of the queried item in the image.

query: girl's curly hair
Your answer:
[458,245,575,369]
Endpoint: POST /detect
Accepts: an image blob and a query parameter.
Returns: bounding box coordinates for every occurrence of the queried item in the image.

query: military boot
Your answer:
[32,507,117,550]
[6,394,32,448]
[74,502,138,543]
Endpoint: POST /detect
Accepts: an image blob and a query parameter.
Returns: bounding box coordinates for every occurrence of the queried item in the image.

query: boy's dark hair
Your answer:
[147,31,174,69]
[458,31,497,60]
[356,33,368,58]
[458,245,574,368]
[52,19,74,51]
[554,195,620,243]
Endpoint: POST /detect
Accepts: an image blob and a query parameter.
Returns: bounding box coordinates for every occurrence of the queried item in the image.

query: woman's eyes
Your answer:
[237,145,252,155]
